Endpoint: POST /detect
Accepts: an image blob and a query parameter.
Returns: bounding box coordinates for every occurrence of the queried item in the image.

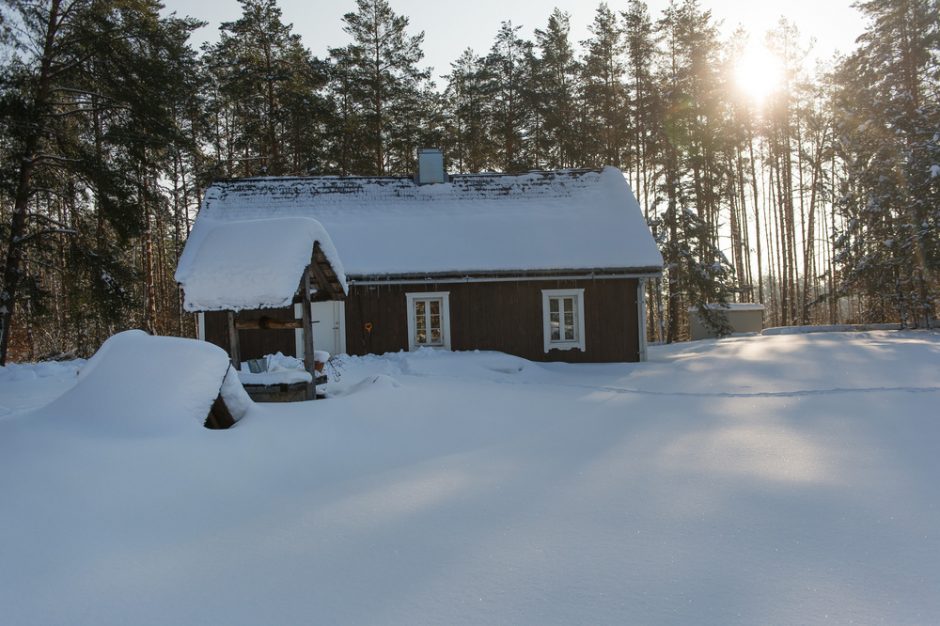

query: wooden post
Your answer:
[227,310,241,369]
[301,267,316,400]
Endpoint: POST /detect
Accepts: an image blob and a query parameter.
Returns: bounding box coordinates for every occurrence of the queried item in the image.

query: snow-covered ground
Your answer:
[1,331,938,625]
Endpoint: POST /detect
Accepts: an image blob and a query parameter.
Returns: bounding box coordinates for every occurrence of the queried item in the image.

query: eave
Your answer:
[347,267,663,286]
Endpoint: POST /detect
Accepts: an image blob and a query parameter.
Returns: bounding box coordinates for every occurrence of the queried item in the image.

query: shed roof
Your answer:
[183,166,663,279]
[175,217,346,312]
[690,303,766,312]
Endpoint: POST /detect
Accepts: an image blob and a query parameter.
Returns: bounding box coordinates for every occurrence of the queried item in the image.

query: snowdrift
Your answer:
[32,330,252,436]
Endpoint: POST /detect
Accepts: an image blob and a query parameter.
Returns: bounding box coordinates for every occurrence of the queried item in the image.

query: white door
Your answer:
[311,301,346,357]
[294,301,346,359]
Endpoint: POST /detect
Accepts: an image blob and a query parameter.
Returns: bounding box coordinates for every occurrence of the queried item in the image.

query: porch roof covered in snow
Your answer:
[183,166,664,281]
[175,216,347,313]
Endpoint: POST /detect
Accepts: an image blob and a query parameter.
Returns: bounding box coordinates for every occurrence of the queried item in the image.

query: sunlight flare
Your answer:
[734,43,784,105]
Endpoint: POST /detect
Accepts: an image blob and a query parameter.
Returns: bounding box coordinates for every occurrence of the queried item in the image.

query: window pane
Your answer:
[415,299,426,344]
[564,309,575,340]
[546,294,580,345]
[414,297,448,347]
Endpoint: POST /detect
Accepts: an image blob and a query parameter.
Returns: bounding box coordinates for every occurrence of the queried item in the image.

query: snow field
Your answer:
[0,331,938,625]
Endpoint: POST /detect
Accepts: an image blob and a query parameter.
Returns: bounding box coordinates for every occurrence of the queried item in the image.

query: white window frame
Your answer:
[406,291,451,350]
[542,288,586,352]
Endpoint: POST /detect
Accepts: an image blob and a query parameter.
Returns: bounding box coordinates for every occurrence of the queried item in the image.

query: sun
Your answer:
[733,43,784,105]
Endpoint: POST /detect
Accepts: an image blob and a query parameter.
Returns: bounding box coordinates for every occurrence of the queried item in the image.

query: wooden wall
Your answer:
[344,278,640,363]
[204,306,296,361]
[203,278,641,363]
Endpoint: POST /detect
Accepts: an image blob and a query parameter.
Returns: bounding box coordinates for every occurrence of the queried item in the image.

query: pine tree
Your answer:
[531,9,581,168]
[484,21,533,172]
[204,0,328,177]
[326,48,371,175]
[833,0,939,326]
[653,0,735,341]
[723,29,763,306]
[442,49,492,172]
[580,3,626,169]
[330,0,429,175]
[622,0,659,210]
[0,0,201,363]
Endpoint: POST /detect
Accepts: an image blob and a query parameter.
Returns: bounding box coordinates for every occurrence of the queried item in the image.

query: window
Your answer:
[542,289,586,352]
[406,292,451,350]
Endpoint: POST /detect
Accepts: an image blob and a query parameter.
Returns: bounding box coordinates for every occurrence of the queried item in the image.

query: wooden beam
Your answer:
[310,242,346,301]
[226,311,241,368]
[235,317,303,330]
[309,255,339,300]
[300,266,316,400]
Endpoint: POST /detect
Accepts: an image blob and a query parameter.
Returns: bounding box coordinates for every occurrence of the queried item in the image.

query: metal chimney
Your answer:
[416,148,447,184]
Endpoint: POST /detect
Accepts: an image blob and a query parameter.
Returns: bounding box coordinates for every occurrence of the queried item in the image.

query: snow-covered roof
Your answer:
[176,217,346,312]
[183,166,663,280]
[690,303,766,312]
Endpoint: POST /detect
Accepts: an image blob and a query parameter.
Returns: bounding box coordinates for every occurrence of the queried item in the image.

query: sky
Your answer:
[161,0,867,78]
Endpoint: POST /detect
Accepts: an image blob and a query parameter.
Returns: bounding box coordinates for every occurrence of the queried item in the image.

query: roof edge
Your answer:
[348,267,663,285]
[207,167,607,187]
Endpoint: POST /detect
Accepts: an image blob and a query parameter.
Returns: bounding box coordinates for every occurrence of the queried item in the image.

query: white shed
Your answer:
[689,303,765,340]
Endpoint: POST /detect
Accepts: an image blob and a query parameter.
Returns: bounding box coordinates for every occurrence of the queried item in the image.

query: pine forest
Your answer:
[0,0,938,363]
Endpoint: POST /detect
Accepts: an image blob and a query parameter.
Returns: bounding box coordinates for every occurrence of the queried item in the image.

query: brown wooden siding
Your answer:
[204,278,641,363]
[204,306,297,361]
[344,278,640,363]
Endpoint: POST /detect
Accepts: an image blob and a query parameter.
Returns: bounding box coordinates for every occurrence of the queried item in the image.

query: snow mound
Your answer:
[344,374,401,395]
[237,352,312,386]
[33,330,251,436]
[220,364,253,420]
[762,323,901,335]
[329,350,536,396]
[396,348,530,379]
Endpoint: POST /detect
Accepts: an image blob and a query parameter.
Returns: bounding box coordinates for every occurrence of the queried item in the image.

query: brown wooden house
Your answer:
[179,153,663,363]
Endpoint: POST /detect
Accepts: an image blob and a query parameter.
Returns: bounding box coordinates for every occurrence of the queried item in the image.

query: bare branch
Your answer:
[13,228,78,246]
[29,153,82,165]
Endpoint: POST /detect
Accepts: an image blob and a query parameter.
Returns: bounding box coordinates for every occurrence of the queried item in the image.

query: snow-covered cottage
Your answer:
[178,156,663,364]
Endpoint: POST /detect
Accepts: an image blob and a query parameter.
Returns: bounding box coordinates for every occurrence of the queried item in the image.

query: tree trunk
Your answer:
[0,0,62,364]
